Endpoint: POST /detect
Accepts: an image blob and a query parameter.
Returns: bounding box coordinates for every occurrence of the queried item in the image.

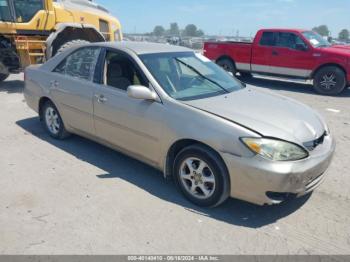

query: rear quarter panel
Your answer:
[204,42,252,70]
[24,65,48,113]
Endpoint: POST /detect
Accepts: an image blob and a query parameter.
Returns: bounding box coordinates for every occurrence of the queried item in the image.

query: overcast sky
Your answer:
[96,0,350,37]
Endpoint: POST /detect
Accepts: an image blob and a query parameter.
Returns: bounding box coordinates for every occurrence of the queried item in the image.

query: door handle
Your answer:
[272,50,279,56]
[95,94,107,103]
[50,80,59,88]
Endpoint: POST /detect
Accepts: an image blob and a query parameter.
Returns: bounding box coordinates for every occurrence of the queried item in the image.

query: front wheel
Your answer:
[173,144,230,207]
[313,66,346,95]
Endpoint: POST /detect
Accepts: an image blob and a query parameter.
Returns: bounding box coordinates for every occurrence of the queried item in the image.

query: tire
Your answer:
[41,101,70,139]
[313,66,346,95]
[56,39,90,56]
[0,73,9,82]
[240,72,253,79]
[0,61,9,82]
[217,58,236,75]
[173,144,230,207]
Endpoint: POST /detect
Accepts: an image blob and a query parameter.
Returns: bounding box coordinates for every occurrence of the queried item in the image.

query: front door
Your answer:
[93,49,164,166]
[269,32,314,78]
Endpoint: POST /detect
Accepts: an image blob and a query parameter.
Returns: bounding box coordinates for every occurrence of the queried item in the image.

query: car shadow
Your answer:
[16,117,312,228]
[238,75,350,97]
[0,79,24,94]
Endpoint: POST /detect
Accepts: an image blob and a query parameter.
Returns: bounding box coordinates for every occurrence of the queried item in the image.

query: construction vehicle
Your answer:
[0,0,122,82]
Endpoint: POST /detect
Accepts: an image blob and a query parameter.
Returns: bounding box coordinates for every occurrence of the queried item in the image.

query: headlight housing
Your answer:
[241,137,309,161]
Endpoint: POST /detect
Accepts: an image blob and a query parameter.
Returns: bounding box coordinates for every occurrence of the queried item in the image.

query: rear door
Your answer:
[251,31,276,74]
[93,49,164,166]
[269,32,314,78]
[50,46,101,135]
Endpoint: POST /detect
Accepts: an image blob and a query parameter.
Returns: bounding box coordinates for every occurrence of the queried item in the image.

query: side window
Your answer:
[276,33,306,50]
[99,19,110,41]
[104,51,147,91]
[260,32,276,46]
[54,47,101,82]
[0,0,12,22]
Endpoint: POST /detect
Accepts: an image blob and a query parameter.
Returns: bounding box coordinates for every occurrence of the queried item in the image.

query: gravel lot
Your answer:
[0,73,349,255]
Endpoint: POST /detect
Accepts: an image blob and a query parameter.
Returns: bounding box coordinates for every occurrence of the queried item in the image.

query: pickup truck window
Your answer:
[276,32,306,50]
[141,52,243,101]
[260,32,276,46]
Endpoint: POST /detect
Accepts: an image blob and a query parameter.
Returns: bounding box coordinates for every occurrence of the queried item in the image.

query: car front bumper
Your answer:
[221,135,336,205]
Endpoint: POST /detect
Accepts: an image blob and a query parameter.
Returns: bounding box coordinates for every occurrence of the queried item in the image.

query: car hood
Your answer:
[318,45,350,56]
[183,88,326,144]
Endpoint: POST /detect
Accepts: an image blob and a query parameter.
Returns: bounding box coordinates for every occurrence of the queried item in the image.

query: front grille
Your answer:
[303,132,327,151]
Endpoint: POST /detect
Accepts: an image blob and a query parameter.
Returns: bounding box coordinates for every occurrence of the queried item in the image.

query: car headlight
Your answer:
[241,138,309,161]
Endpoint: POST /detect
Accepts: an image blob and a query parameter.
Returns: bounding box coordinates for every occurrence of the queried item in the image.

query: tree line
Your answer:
[312,25,349,41]
[152,23,204,37]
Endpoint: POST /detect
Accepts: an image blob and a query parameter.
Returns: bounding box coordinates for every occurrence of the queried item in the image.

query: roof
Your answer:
[258,28,308,33]
[100,41,193,55]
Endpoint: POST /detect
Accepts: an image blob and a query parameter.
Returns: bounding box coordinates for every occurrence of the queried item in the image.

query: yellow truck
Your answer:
[0,0,122,82]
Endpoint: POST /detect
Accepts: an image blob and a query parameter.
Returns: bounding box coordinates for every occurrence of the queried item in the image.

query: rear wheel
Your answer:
[56,39,90,56]
[313,66,346,95]
[217,58,236,75]
[42,101,70,139]
[173,144,230,207]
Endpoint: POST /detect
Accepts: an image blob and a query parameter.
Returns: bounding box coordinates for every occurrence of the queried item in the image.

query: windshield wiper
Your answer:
[175,58,230,93]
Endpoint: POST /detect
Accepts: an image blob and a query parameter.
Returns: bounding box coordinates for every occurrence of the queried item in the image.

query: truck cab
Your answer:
[0,0,122,82]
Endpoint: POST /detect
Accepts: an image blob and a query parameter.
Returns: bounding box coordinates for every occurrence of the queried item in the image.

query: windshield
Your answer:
[302,31,331,48]
[0,0,12,21]
[140,52,243,101]
[13,0,44,22]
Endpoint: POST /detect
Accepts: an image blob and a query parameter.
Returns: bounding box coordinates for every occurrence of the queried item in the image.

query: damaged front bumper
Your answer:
[221,134,336,205]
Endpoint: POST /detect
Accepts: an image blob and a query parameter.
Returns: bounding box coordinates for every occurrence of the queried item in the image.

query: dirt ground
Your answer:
[0,73,349,255]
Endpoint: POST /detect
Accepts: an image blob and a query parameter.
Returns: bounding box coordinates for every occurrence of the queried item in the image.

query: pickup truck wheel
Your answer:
[0,73,9,82]
[173,144,230,208]
[217,58,236,75]
[313,66,346,95]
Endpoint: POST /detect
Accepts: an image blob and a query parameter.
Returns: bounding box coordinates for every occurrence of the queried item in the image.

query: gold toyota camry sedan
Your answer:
[24,42,335,207]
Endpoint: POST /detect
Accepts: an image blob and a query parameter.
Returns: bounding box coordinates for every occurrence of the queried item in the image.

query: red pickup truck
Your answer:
[204,29,350,95]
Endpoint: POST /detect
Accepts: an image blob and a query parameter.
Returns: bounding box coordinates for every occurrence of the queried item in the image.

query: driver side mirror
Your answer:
[127,85,158,101]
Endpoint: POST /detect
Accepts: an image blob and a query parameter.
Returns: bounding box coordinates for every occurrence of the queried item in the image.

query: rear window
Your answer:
[53,47,101,82]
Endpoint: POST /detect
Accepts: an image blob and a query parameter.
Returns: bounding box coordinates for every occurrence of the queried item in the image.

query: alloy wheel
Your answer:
[179,157,216,199]
[45,107,60,135]
[320,73,337,90]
